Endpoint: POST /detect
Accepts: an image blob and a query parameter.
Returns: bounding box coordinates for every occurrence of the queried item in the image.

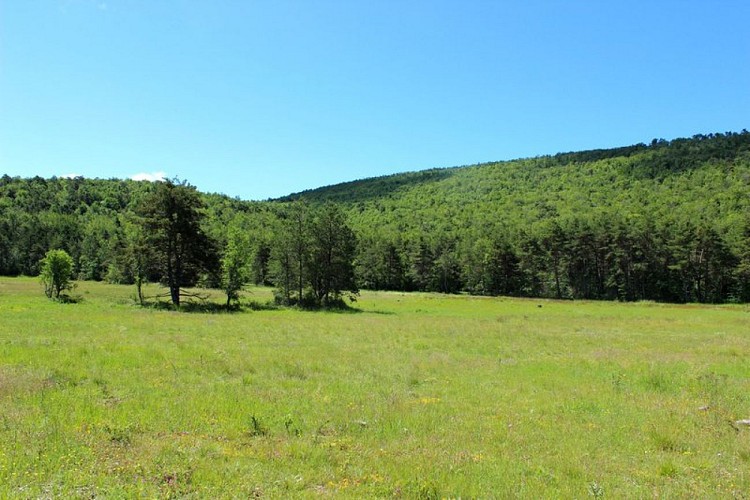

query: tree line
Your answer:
[0,177,357,307]
[1,131,749,304]
[352,215,749,303]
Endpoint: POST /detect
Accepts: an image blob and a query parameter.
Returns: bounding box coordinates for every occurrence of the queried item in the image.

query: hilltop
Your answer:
[283,133,750,238]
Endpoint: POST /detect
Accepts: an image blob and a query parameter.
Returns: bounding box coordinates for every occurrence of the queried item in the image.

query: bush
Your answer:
[40,249,75,300]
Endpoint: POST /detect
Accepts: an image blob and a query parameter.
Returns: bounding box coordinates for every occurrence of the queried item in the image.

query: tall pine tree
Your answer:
[137,179,218,306]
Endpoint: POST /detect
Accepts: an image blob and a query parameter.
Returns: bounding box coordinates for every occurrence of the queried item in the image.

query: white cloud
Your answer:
[130,171,167,182]
[61,173,82,179]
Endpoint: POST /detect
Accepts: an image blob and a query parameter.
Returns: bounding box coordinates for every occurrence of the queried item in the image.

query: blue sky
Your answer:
[1,1,748,200]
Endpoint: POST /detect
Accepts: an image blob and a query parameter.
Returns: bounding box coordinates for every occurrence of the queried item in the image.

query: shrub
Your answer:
[40,249,75,300]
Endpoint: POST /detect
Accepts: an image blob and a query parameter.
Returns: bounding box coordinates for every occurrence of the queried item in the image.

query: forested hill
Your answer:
[282,131,750,302]
[279,131,750,247]
[283,132,750,205]
[1,131,749,303]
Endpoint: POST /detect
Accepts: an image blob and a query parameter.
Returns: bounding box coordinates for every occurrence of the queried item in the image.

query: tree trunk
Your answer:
[171,284,180,306]
[136,277,144,305]
[553,257,562,299]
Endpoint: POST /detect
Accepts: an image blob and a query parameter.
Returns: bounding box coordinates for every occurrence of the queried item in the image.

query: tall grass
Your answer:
[1,277,748,497]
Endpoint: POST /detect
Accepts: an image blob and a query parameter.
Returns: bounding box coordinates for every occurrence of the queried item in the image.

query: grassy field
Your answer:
[0,277,749,498]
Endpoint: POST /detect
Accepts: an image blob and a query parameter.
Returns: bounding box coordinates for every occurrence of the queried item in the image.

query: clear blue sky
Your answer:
[1,1,748,200]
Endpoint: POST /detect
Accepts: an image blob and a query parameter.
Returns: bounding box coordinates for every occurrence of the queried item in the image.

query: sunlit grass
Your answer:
[1,277,749,497]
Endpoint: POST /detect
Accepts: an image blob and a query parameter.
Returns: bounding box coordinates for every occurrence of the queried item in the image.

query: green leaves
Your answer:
[3,131,750,304]
[39,249,74,300]
[221,222,252,306]
[270,203,358,307]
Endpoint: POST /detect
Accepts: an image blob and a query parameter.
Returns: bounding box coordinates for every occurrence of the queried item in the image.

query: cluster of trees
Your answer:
[133,182,357,307]
[266,203,358,306]
[353,215,749,303]
[293,131,750,303]
[2,131,749,305]
[14,178,358,308]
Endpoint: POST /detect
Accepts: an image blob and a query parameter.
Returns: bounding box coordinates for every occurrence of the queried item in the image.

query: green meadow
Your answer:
[1,277,749,498]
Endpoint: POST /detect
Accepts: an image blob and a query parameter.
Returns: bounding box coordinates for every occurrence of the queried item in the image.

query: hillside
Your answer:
[1,131,749,303]
[283,131,750,301]
[285,133,750,245]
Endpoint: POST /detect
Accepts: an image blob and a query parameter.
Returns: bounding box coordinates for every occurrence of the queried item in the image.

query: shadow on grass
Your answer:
[363,309,396,315]
[244,300,280,312]
[296,303,394,315]
[57,294,83,304]
[278,297,366,314]
[143,300,254,314]
[138,298,380,315]
[298,304,363,314]
[139,298,295,314]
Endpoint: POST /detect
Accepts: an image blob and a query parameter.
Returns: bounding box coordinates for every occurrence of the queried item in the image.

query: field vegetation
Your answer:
[1,278,749,497]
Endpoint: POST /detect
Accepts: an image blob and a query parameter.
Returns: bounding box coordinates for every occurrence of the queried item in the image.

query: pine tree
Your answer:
[137,179,218,306]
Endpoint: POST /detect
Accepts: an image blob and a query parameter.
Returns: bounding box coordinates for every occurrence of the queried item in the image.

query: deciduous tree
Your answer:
[40,249,74,300]
[221,222,251,307]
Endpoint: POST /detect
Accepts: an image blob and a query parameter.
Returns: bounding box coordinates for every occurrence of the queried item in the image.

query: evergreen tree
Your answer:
[431,237,462,293]
[409,237,435,292]
[137,179,218,306]
[307,204,358,305]
[539,220,568,299]
[114,217,154,305]
[269,202,309,305]
[734,216,750,302]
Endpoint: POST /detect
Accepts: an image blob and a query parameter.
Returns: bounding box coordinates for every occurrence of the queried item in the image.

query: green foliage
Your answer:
[78,212,120,281]
[39,249,74,299]
[462,235,522,296]
[290,131,750,303]
[1,131,750,303]
[270,202,309,306]
[307,203,358,305]
[137,179,219,306]
[0,176,147,276]
[356,237,408,291]
[114,216,155,305]
[221,222,252,306]
[734,217,750,302]
[269,203,358,307]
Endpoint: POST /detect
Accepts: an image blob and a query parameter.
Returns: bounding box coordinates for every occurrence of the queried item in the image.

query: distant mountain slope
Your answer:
[283,131,750,207]
[278,167,459,203]
[282,131,750,244]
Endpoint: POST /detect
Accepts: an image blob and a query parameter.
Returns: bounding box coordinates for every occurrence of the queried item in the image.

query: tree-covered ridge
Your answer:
[283,131,750,204]
[343,141,749,242]
[278,168,457,204]
[283,131,750,302]
[1,131,749,303]
[280,131,748,247]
